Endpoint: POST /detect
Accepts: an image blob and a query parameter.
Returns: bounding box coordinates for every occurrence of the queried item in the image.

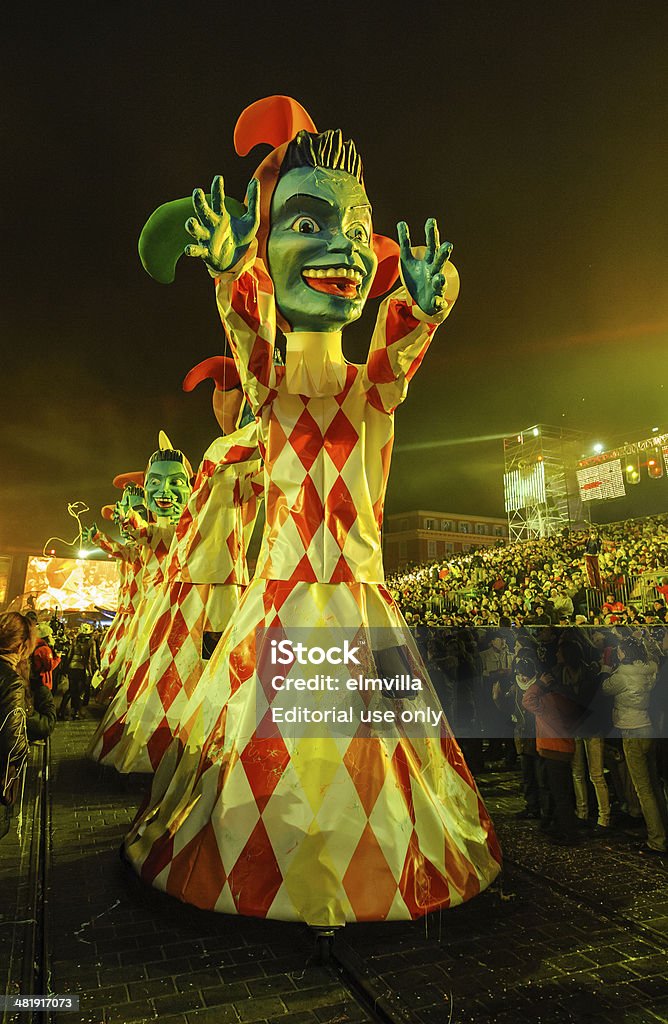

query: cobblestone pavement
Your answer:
[3,716,667,1024]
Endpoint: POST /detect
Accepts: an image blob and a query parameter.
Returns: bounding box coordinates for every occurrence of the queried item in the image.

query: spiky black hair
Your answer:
[147,448,187,467]
[280,129,364,185]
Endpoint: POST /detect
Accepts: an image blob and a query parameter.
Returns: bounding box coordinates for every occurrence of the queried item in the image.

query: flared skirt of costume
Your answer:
[93,573,144,698]
[123,577,501,925]
[89,582,241,773]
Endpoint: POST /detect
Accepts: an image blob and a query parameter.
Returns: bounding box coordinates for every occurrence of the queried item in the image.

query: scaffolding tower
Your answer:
[503,425,590,542]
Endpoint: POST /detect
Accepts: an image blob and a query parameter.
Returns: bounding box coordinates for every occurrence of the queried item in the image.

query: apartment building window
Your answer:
[493,525,505,537]
[427,539,437,558]
[441,519,453,532]
[475,523,487,535]
[458,522,470,533]
[424,518,436,531]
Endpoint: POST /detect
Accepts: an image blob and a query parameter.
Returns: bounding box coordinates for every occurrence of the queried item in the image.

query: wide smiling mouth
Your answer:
[155,498,174,510]
[302,266,364,298]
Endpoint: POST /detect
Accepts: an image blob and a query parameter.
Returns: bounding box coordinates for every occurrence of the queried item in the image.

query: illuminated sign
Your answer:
[503,462,546,512]
[23,556,119,611]
[576,459,626,501]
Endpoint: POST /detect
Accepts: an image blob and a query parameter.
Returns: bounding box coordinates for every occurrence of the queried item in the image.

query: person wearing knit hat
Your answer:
[125,96,499,927]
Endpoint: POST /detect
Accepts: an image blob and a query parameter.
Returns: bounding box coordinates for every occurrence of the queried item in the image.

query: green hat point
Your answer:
[138,194,247,284]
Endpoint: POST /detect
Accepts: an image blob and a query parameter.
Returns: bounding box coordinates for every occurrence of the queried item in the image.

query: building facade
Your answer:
[383,510,508,574]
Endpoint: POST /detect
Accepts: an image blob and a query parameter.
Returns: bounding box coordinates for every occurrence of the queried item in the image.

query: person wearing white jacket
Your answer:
[602,638,667,854]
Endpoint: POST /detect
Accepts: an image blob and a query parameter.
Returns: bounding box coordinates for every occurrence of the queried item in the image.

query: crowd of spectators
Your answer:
[0,609,104,837]
[387,513,668,857]
[415,621,668,857]
[387,514,668,629]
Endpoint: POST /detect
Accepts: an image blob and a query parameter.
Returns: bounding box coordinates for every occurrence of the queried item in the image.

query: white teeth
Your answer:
[303,267,364,282]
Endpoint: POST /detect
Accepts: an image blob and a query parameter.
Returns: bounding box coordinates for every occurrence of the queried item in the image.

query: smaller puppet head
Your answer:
[144,432,193,523]
[105,483,147,539]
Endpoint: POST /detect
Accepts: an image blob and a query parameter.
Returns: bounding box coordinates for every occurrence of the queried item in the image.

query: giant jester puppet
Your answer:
[85,483,146,699]
[93,434,192,708]
[89,364,263,774]
[124,96,501,927]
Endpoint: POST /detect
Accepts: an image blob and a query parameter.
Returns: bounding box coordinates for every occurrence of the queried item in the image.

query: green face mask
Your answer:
[267,166,378,332]
[144,460,191,522]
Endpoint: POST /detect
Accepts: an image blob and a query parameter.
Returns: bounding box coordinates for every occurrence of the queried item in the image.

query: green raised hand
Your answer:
[397,218,453,317]
[185,176,260,274]
[82,525,98,545]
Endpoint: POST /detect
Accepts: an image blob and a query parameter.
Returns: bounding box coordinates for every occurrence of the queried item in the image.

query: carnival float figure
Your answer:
[90,435,192,711]
[124,96,501,930]
[86,483,146,699]
[89,363,263,773]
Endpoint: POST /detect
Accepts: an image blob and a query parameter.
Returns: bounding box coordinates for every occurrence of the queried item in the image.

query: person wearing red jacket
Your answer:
[30,625,60,691]
[522,669,585,846]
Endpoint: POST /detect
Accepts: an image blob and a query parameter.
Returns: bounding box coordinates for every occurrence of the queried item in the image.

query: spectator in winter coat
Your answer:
[522,666,585,846]
[0,613,36,838]
[26,676,57,742]
[58,625,100,721]
[30,624,60,691]
[602,638,667,855]
[493,655,550,823]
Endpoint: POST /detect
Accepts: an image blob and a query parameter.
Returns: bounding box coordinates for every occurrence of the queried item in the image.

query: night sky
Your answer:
[2,2,667,553]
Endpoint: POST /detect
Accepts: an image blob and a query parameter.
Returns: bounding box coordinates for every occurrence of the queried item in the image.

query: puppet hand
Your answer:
[397,218,453,317]
[111,501,126,526]
[83,525,97,544]
[185,176,260,274]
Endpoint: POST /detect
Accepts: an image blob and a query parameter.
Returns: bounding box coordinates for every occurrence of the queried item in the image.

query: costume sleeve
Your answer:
[26,684,56,741]
[120,510,171,552]
[238,464,265,507]
[31,645,59,690]
[601,671,622,696]
[0,677,29,799]
[91,529,131,560]
[362,261,459,415]
[213,243,279,415]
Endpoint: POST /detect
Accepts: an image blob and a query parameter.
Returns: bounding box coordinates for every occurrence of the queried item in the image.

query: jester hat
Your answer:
[111,431,194,491]
[182,355,255,434]
[139,95,400,297]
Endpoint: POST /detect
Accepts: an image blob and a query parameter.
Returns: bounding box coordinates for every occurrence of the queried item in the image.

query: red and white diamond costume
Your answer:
[89,427,262,773]
[124,252,501,926]
[95,517,174,710]
[89,531,144,698]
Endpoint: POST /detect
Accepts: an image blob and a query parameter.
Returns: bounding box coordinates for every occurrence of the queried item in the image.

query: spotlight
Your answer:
[593,443,604,454]
[77,549,89,559]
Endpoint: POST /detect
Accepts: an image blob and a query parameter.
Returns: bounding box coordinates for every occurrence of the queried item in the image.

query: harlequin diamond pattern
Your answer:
[323,408,358,472]
[123,268,500,923]
[343,823,397,921]
[90,446,259,774]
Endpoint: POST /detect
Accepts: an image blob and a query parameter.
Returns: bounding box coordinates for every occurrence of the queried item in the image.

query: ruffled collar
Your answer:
[284,332,347,397]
